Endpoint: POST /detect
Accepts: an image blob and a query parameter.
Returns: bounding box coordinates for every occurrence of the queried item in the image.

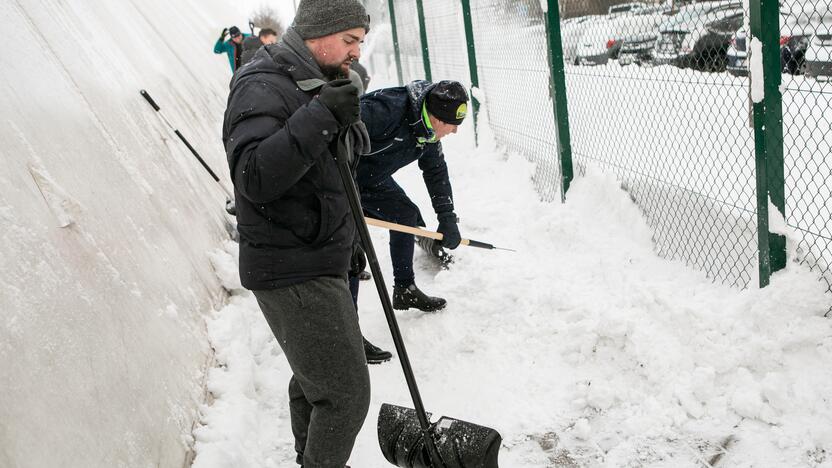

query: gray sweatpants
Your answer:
[253,277,371,468]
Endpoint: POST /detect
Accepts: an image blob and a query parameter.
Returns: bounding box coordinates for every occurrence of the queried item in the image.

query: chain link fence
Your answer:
[469,1,564,200]
[563,0,760,287]
[391,0,424,83]
[375,0,832,294]
[780,0,832,298]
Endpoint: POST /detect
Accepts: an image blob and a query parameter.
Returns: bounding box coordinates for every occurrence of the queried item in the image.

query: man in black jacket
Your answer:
[222,1,374,465]
[356,80,469,311]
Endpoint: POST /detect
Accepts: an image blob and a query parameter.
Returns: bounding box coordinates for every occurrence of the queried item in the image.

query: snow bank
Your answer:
[0,0,251,466]
[194,88,832,467]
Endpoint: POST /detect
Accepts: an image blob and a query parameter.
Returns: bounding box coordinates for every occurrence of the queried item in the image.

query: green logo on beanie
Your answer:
[456,103,467,120]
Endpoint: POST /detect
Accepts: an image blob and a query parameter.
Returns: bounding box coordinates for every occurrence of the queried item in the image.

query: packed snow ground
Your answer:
[193,96,832,466]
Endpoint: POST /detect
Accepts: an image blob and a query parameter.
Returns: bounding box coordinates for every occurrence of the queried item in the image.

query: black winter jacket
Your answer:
[239,36,263,68]
[222,41,355,290]
[357,81,454,216]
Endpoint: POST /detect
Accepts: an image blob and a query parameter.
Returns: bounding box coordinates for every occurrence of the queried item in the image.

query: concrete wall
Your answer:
[0,0,243,466]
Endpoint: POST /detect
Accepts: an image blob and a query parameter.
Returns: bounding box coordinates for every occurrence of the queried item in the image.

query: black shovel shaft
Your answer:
[173,128,222,183]
[140,89,231,197]
[334,132,445,467]
[464,239,495,249]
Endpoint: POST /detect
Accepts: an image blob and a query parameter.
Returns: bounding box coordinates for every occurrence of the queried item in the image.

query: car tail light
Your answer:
[779,36,791,46]
[607,39,616,49]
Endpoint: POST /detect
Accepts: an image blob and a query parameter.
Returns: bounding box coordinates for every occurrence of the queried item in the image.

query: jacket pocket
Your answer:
[310,193,331,246]
[282,194,329,246]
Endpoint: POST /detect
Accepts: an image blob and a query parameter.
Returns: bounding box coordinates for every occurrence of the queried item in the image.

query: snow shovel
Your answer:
[334,129,502,468]
[139,89,236,215]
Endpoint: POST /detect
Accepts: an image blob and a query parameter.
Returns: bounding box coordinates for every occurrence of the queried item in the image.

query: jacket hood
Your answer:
[405,80,437,139]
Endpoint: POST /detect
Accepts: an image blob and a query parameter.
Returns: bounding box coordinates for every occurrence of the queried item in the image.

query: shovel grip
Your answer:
[139,89,161,111]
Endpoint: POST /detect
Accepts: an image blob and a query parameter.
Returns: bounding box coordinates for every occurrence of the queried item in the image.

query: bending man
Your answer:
[356,80,469,311]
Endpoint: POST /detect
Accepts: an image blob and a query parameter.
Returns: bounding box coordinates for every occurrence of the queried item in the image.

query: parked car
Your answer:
[727,31,811,76]
[727,0,832,76]
[654,1,743,71]
[562,15,603,65]
[608,2,648,15]
[805,28,832,78]
[619,31,660,65]
[576,5,669,65]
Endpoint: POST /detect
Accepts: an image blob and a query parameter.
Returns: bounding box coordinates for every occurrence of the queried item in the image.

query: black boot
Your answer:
[364,337,392,364]
[358,270,372,281]
[416,237,453,269]
[393,283,447,312]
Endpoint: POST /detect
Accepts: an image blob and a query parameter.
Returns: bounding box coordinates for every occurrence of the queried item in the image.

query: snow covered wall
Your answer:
[0,0,248,466]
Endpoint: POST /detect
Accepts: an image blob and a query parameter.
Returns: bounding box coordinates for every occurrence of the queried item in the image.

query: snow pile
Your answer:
[0,0,261,466]
[194,92,832,466]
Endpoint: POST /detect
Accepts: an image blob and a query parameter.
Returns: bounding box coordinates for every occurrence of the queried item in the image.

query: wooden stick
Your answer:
[364,217,516,252]
[365,217,445,241]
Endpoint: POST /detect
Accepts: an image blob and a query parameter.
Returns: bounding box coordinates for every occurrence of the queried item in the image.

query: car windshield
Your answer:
[610,4,638,13]
[662,1,740,29]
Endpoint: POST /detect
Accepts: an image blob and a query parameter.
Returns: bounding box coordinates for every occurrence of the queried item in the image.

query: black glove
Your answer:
[220,28,228,40]
[349,120,371,156]
[350,243,367,276]
[437,212,461,250]
[318,79,360,128]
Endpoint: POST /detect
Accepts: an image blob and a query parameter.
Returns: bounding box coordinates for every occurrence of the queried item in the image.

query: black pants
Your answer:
[359,177,425,287]
[253,277,370,467]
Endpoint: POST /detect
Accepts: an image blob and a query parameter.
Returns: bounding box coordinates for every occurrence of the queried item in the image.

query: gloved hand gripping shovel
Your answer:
[334,130,502,468]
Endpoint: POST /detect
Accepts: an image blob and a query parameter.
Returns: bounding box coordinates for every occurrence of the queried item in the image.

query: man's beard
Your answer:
[320,62,348,81]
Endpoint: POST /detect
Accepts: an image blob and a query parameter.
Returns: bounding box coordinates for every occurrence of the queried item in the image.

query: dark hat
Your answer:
[229,26,242,37]
[292,0,370,40]
[426,81,469,125]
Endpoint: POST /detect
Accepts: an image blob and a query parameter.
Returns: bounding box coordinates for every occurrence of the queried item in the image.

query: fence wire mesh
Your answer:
[422,0,470,85]
[470,0,563,200]
[380,0,832,293]
[780,0,832,296]
[392,0,425,83]
[561,0,760,288]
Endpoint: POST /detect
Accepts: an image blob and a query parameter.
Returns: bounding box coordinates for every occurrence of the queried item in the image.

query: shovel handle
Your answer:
[335,133,446,466]
[139,89,161,111]
[365,217,443,240]
[364,217,494,249]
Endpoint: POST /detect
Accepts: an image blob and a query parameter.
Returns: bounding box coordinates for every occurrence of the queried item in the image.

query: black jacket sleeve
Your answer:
[224,81,339,204]
[418,142,455,215]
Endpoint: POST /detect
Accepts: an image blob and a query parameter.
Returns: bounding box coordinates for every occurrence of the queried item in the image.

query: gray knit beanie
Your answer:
[292,0,371,40]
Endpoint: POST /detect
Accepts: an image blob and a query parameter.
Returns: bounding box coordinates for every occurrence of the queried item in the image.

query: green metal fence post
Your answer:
[750,0,787,287]
[460,0,480,146]
[415,0,432,82]
[387,0,404,86]
[545,0,574,201]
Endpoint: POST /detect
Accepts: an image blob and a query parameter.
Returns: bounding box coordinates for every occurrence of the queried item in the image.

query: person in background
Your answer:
[240,28,279,67]
[213,26,250,72]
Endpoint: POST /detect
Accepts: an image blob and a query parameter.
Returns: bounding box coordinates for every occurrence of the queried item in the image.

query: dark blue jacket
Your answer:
[357,81,454,215]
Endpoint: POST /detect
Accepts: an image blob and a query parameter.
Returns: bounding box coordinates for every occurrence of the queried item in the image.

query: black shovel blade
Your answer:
[378,403,502,468]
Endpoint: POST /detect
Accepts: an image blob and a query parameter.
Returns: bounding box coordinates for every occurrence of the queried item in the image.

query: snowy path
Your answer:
[193,121,832,467]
